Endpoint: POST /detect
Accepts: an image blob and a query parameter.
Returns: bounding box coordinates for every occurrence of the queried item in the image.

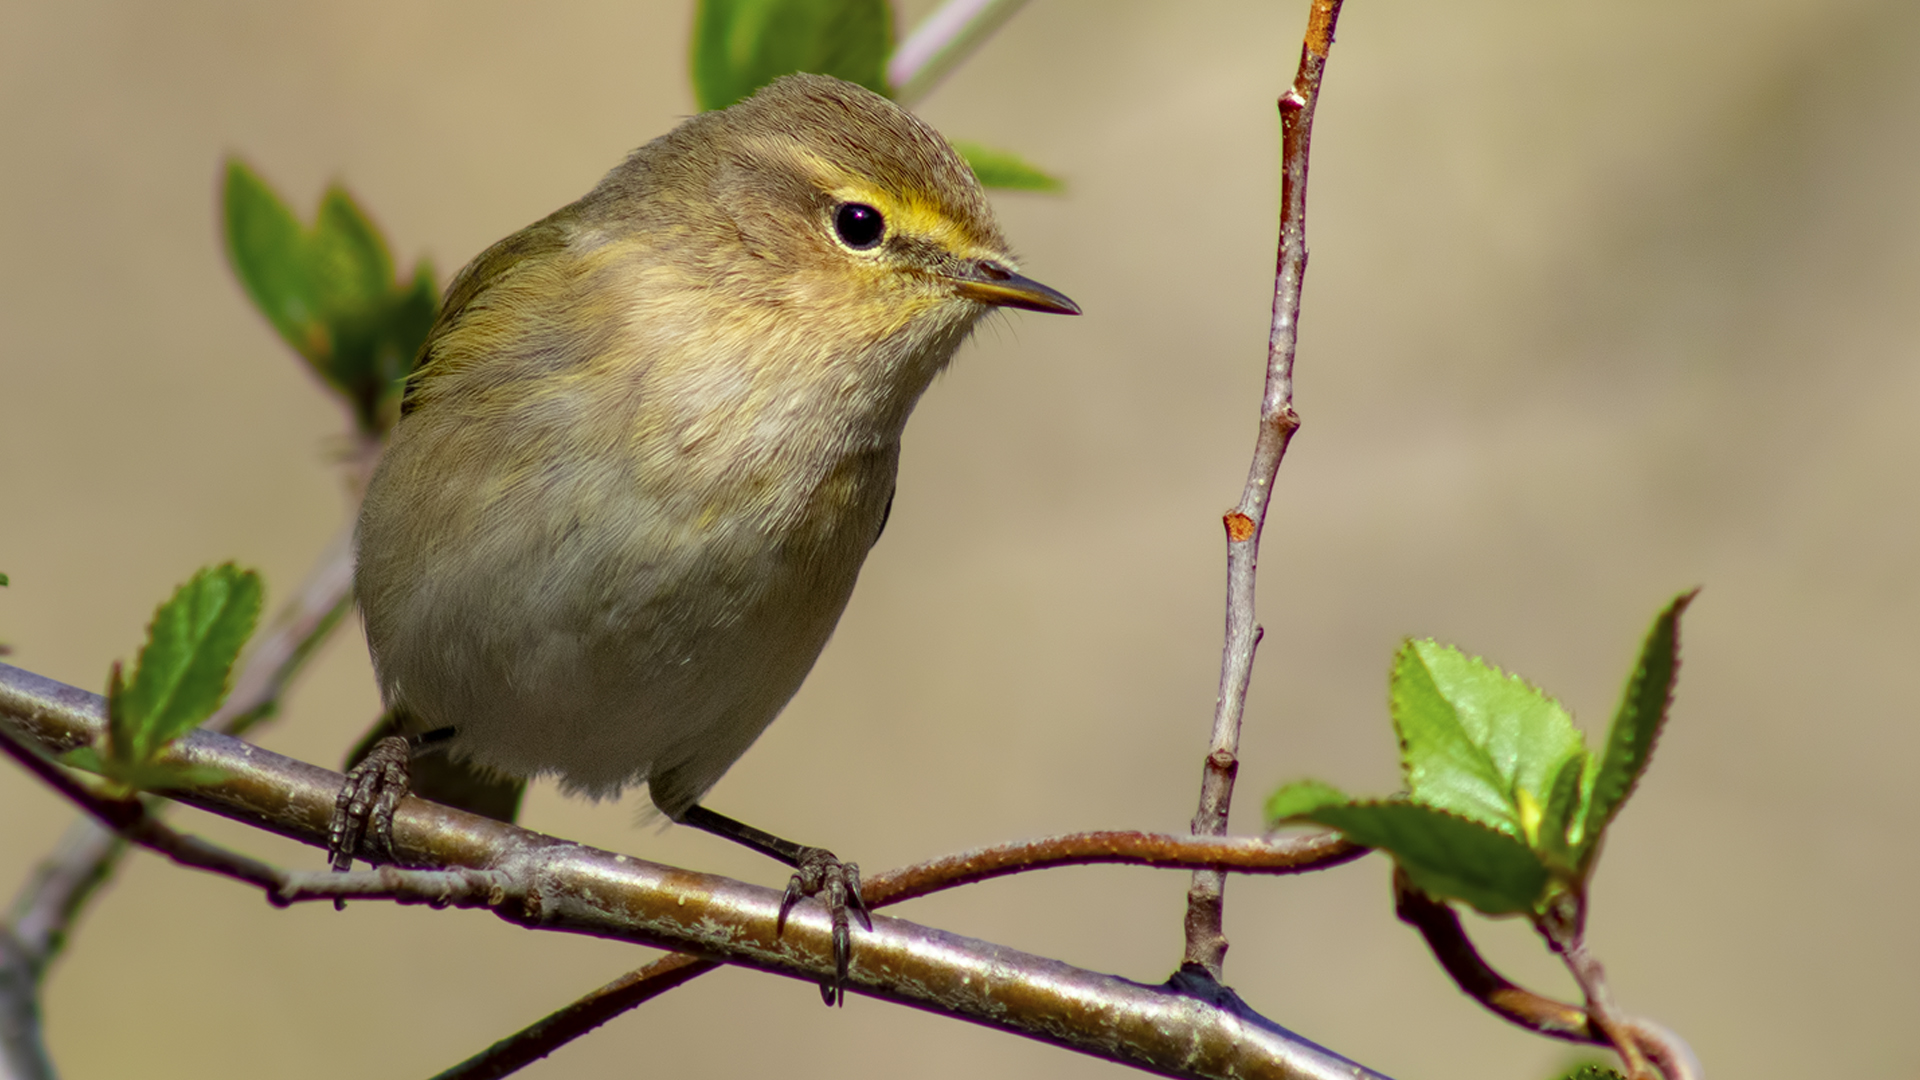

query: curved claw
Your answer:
[775,847,866,1007]
[328,734,413,874]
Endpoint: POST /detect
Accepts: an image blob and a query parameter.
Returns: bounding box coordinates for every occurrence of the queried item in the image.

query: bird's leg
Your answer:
[328,725,456,872]
[679,804,872,1006]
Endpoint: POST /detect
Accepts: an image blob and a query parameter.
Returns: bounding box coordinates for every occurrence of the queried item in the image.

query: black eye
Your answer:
[833,203,885,250]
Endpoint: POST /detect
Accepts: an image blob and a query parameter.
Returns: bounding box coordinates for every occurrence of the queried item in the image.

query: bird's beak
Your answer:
[950,259,1081,315]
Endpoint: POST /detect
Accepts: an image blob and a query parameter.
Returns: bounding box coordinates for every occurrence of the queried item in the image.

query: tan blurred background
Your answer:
[2,0,1914,1077]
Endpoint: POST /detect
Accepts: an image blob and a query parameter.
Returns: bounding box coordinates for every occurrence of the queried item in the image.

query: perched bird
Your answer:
[330,73,1078,1002]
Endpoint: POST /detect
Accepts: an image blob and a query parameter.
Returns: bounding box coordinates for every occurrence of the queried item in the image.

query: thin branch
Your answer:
[427,955,716,1080]
[1392,876,1595,1042]
[424,832,1369,1080]
[1625,1017,1704,1080]
[1184,0,1344,979]
[1539,897,1654,1080]
[0,662,1397,1080]
[888,0,1031,107]
[1393,876,1698,1080]
[5,820,122,979]
[0,926,53,1080]
[870,829,1366,902]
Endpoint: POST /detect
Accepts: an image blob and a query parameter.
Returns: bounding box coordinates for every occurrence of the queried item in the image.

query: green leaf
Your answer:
[389,264,440,371]
[1295,800,1550,916]
[117,565,263,763]
[222,160,438,432]
[1,572,10,586]
[953,142,1065,192]
[1391,640,1586,838]
[312,186,395,307]
[63,747,228,791]
[690,0,893,111]
[1264,779,1349,824]
[1577,590,1697,869]
[224,159,314,355]
[1537,749,1588,862]
[61,745,107,776]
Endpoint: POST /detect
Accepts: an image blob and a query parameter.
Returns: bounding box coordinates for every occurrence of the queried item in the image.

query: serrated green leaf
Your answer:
[691,0,893,111]
[1392,640,1586,839]
[952,142,1064,192]
[1297,800,1550,915]
[119,565,262,763]
[1264,779,1349,824]
[1390,641,1521,831]
[1578,590,1697,870]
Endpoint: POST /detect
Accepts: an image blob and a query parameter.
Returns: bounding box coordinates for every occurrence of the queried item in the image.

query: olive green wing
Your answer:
[400,214,577,417]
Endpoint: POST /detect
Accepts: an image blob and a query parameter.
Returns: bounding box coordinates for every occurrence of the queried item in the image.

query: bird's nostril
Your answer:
[977,260,1013,281]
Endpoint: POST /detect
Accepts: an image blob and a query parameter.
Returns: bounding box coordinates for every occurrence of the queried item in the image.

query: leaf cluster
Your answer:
[690,0,1061,191]
[223,162,438,434]
[64,564,261,794]
[1268,591,1697,917]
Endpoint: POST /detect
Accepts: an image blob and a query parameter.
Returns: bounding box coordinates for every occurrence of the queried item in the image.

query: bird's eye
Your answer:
[833,203,885,250]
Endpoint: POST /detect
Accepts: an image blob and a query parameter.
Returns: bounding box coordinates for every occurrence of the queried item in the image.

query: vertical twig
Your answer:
[1183,0,1345,978]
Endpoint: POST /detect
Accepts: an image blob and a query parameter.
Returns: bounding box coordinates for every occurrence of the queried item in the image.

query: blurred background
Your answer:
[2,0,1914,1077]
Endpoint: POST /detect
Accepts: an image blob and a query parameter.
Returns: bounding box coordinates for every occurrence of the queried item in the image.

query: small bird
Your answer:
[331,73,1078,1002]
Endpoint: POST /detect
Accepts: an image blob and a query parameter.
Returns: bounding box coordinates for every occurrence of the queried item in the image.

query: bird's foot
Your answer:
[328,734,413,874]
[777,847,872,1006]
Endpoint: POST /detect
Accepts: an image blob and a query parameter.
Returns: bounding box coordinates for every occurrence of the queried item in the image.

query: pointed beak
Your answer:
[949,259,1081,315]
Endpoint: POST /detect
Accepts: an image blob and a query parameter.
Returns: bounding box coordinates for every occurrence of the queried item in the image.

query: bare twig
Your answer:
[1392,876,1595,1042]
[1539,896,1654,1080]
[427,955,716,1080]
[888,0,1032,107]
[0,926,53,1080]
[1184,0,1344,979]
[1393,876,1698,1080]
[871,829,1366,902]
[424,832,1369,1080]
[1625,1017,1704,1080]
[0,662,1396,1080]
[5,821,123,982]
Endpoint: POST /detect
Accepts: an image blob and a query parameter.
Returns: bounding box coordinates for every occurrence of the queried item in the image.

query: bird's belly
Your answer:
[358,450,890,814]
